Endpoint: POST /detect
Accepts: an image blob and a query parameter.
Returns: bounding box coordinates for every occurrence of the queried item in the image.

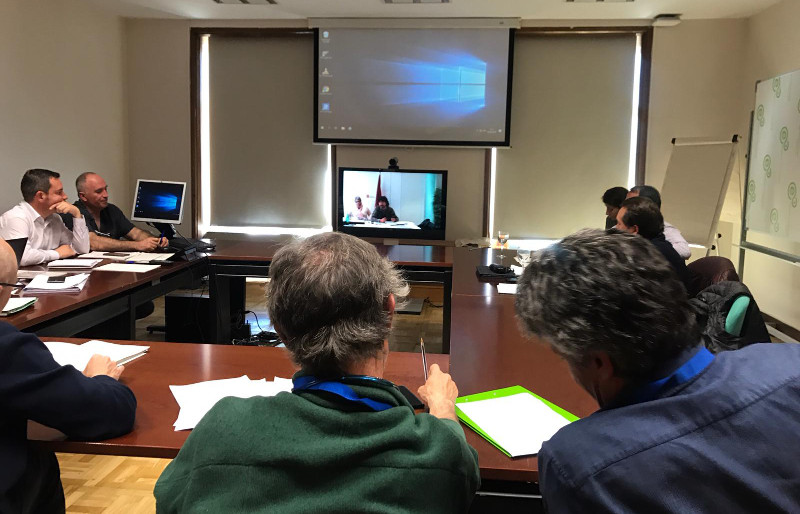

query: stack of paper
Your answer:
[24,273,90,294]
[455,386,578,457]
[497,283,518,295]
[0,297,37,316]
[170,375,293,431]
[43,340,149,371]
[48,259,102,269]
[96,263,160,273]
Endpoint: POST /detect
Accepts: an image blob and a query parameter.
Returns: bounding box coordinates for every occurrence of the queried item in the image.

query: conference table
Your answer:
[16,241,597,485]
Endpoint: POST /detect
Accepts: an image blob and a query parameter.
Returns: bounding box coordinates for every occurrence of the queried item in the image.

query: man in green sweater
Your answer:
[154,232,480,513]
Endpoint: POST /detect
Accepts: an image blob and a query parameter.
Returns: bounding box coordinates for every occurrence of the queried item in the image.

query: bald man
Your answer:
[67,172,167,252]
[0,240,137,512]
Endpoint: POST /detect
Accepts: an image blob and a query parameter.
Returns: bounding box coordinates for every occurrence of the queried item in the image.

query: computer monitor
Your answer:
[131,180,187,225]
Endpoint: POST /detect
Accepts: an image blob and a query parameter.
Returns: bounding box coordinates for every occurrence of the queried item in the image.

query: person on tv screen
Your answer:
[370,196,398,223]
[348,196,371,221]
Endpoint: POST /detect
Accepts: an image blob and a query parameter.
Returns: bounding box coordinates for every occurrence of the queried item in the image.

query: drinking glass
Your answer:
[497,230,509,262]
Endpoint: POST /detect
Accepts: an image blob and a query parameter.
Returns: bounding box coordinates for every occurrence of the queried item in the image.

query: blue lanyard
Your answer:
[631,347,715,405]
[292,375,394,412]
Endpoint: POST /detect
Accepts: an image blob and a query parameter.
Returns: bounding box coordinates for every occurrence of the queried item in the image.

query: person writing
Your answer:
[0,169,89,265]
[370,195,398,223]
[155,232,479,512]
[0,239,136,512]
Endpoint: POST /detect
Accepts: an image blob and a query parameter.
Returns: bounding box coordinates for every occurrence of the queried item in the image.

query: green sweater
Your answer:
[154,378,480,513]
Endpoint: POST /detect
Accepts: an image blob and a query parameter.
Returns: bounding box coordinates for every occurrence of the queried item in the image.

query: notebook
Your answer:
[0,297,37,316]
[47,259,103,269]
[455,385,578,458]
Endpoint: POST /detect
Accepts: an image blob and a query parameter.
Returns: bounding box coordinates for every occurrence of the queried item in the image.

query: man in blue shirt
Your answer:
[515,229,800,512]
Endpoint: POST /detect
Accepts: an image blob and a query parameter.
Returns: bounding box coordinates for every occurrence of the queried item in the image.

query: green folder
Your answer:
[455,385,579,458]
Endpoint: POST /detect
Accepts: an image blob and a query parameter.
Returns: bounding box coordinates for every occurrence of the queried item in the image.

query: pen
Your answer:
[158,230,164,247]
[420,337,428,381]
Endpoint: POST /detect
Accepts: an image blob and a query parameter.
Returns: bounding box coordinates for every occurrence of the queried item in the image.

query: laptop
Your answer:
[5,237,27,265]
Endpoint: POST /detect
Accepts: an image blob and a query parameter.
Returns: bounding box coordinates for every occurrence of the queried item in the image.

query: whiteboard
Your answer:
[745,69,800,243]
[660,138,737,247]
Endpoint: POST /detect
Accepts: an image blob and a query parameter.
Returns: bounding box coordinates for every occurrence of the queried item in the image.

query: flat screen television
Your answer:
[131,179,186,225]
[315,28,514,146]
[337,167,447,241]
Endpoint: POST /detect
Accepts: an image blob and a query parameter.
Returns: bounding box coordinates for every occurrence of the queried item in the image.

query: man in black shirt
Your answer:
[69,172,168,252]
[370,196,398,223]
[616,196,693,294]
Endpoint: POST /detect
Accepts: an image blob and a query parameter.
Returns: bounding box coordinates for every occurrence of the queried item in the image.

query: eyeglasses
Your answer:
[0,282,18,288]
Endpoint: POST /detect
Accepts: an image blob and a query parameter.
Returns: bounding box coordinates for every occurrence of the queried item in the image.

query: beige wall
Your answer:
[737,0,800,329]
[0,0,126,214]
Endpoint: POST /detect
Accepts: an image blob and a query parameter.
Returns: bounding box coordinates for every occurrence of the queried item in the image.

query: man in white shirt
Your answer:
[0,169,89,266]
[348,196,371,221]
[627,185,691,260]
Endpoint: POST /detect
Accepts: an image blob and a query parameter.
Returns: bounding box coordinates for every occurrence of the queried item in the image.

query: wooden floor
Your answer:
[61,280,444,512]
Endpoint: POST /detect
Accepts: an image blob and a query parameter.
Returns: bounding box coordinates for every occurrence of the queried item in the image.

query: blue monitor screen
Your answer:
[315,28,513,146]
[131,180,186,224]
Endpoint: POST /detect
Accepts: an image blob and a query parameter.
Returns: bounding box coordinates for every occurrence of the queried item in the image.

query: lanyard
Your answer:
[292,375,394,412]
[630,347,715,405]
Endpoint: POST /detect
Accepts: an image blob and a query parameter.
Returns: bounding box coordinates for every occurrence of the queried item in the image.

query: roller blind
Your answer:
[208,35,328,228]
[494,35,637,239]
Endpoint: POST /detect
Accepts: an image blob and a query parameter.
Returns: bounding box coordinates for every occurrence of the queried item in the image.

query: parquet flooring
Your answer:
[58,453,169,513]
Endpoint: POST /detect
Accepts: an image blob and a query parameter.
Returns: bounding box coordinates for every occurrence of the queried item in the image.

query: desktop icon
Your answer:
[322,68,330,76]
[321,103,330,111]
[322,85,330,94]
[321,50,329,58]
[322,31,329,39]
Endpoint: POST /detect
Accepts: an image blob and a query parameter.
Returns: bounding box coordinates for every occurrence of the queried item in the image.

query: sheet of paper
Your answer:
[95,263,160,273]
[510,265,524,276]
[124,252,175,262]
[497,283,518,295]
[456,393,572,457]
[80,251,131,261]
[170,375,293,431]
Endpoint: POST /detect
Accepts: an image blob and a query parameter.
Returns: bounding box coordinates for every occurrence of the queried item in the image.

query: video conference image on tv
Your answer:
[341,169,445,232]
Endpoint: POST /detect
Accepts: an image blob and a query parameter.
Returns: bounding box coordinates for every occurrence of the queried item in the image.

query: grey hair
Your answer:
[266,232,409,377]
[515,229,697,380]
[75,172,97,194]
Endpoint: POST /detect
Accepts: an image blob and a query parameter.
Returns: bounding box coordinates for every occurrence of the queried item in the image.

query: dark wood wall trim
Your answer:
[483,149,492,238]
[636,27,654,186]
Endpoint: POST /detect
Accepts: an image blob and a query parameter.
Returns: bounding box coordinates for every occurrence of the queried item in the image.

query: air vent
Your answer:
[213,0,278,5]
[384,0,450,4]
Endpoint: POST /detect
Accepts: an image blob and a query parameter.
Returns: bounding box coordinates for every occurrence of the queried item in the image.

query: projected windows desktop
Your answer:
[340,169,445,232]
[316,28,512,145]
[131,180,186,224]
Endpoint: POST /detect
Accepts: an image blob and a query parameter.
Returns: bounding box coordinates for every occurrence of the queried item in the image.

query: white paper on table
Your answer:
[95,263,160,273]
[80,251,131,260]
[510,265,524,276]
[43,340,149,372]
[497,283,518,295]
[456,393,572,457]
[48,259,102,269]
[1,296,37,315]
[124,252,175,262]
[24,273,89,292]
[170,375,293,431]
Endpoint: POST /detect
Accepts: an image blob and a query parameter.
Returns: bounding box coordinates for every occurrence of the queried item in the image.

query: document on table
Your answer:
[44,340,149,371]
[48,259,103,269]
[497,283,518,295]
[95,263,160,273]
[80,252,175,262]
[0,297,37,316]
[24,273,89,293]
[170,375,294,431]
[455,386,578,458]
